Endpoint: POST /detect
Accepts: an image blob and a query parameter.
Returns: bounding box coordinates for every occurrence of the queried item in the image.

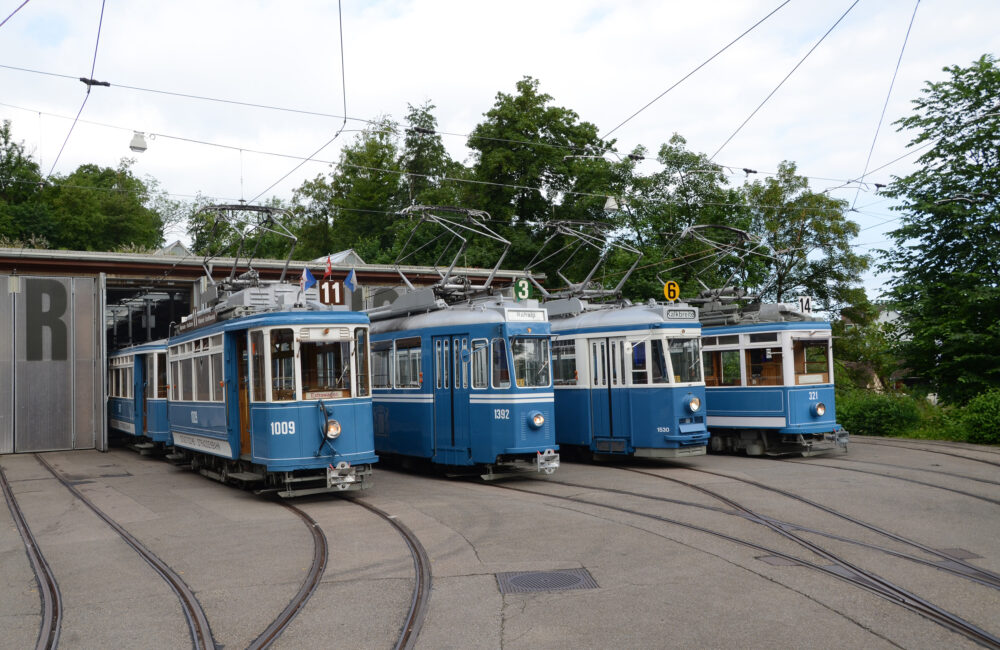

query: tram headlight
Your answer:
[812,402,826,417]
[687,397,701,412]
[326,419,342,439]
[528,411,545,429]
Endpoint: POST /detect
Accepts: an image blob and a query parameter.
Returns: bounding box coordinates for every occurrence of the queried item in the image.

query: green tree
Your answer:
[465,77,606,269]
[0,119,48,244]
[740,161,868,312]
[293,117,404,262]
[44,161,164,251]
[401,102,463,207]
[880,54,1000,404]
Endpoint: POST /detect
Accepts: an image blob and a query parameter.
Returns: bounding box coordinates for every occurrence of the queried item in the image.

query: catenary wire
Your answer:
[850,0,920,210]
[601,0,793,139]
[249,0,348,203]
[0,0,31,30]
[709,0,861,161]
[46,0,107,178]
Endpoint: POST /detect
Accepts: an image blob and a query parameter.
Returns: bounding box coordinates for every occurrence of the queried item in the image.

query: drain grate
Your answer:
[496,568,599,594]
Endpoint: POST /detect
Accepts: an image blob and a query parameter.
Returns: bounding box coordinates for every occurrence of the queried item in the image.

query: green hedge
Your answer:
[836,390,921,437]
[960,389,1000,444]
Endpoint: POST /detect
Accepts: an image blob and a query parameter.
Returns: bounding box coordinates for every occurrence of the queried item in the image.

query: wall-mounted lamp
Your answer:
[129,131,148,153]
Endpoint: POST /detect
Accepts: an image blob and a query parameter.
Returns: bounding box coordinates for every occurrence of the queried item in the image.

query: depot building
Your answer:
[0,244,525,455]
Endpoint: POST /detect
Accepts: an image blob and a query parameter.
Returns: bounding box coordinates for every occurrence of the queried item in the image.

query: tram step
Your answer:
[164,452,187,464]
[229,471,265,482]
[129,443,157,456]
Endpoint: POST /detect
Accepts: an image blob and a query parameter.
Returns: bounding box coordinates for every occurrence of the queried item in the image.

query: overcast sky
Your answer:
[2,0,998,296]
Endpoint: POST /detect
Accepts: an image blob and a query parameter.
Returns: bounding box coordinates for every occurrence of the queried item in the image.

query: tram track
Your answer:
[851,439,1000,468]
[35,454,217,650]
[246,500,328,650]
[787,458,1000,507]
[493,472,1000,648]
[0,462,62,650]
[353,498,432,650]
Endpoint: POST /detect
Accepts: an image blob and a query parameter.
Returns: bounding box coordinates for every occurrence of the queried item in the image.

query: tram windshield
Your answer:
[669,338,702,383]
[651,337,702,384]
[301,339,353,399]
[511,337,550,388]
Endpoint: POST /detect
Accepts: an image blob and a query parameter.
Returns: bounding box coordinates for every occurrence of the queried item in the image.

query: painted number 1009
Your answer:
[270,421,296,435]
[494,409,510,420]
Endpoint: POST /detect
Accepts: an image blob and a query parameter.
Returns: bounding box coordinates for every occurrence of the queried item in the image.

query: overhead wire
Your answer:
[709,0,862,161]
[0,0,31,30]
[46,0,108,177]
[850,0,920,210]
[250,0,348,203]
[601,0,793,140]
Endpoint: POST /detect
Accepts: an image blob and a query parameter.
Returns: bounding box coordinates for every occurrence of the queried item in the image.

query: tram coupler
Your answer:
[536,449,560,474]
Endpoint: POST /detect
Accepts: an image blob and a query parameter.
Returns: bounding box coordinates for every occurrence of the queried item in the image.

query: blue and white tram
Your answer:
[368,291,560,477]
[543,298,709,458]
[166,302,378,495]
[701,310,848,456]
[108,340,170,448]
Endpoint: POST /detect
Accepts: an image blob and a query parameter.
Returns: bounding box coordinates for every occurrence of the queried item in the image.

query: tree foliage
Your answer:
[1,120,166,251]
[880,54,1000,404]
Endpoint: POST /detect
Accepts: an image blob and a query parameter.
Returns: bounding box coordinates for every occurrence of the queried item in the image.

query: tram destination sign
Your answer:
[666,308,697,320]
[506,309,546,322]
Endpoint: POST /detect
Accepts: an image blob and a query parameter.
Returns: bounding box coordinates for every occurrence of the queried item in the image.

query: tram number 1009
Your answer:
[270,421,297,435]
[494,409,510,420]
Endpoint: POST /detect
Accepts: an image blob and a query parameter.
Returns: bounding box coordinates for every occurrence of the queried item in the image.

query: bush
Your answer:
[836,390,921,437]
[959,389,1000,444]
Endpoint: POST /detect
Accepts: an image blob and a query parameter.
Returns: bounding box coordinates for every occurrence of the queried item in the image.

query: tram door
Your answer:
[235,332,252,457]
[136,355,147,436]
[432,335,471,459]
[141,355,152,435]
[589,337,629,440]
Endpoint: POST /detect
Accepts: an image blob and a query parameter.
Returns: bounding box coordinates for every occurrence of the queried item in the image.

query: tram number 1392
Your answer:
[493,409,510,420]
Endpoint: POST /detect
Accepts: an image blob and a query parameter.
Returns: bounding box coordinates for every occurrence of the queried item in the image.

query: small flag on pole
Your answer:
[323,255,332,280]
[300,267,316,292]
[345,268,358,293]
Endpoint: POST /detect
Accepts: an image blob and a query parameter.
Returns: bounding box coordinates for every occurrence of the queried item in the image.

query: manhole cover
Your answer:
[496,568,599,594]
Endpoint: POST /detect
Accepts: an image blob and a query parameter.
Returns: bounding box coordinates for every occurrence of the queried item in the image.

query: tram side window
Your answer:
[271,328,296,401]
[650,339,669,384]
[552,340,578,386]
[396,337,422,388]
[251,331,266,401]
[794,340,830,385]
[157,353,167,398]
[372,341,392,388]
[211,353,223,401]
[170,361,180,400]
[631,341,648,385]
[301,339,352,398]
[196,355,211,401]
[356,329,370,397]
[704,350,741,386]
[471,339,488,389]
[492,339,510,388]
[746,348,783,386]
[180,358,193,401]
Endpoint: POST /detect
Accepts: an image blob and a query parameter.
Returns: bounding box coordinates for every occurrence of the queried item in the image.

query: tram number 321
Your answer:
[494,409,510,420]
[270,421,297,435]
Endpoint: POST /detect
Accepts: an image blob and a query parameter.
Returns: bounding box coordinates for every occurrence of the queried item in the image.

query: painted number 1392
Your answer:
[493,409,510,420]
